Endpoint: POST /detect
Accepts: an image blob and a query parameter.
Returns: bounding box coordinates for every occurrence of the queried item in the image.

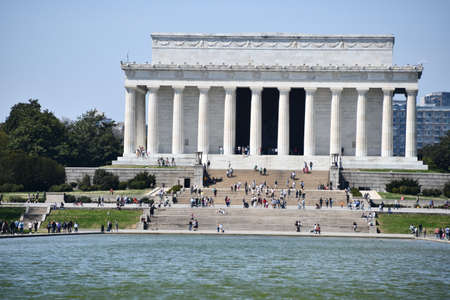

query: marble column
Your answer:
[405,89,418,158]
[123,87,137,156]
[355,88,369,157]
[303,88,317,156]
[197,86,210,154]
[329,88,343,155]
[250,87,263,155]
[146,86,159,155]
[277,87,290,155]
[135,88,147,150]
[223,86,236,155]
[172,86,184,155]
[381,88,395,157]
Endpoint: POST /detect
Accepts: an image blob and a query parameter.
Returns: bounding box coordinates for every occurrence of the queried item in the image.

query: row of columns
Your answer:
[123,86,417,158]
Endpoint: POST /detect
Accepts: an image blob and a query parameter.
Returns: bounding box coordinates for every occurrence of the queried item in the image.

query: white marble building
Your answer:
[114,33,426,170]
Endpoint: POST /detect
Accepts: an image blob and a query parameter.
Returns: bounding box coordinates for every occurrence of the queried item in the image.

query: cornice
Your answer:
[151,33,394,50]
[121,62,423,74]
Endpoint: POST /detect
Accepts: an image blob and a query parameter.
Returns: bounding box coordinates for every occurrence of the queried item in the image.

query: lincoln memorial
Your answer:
[113,33,426,170]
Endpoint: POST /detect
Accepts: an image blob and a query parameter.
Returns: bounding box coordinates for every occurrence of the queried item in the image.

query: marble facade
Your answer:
[114,33,426,170]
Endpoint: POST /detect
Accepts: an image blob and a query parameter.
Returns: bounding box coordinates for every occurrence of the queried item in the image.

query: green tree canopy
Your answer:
[419,131,450,172]
[67,109,122,167]
[2,99,70,163]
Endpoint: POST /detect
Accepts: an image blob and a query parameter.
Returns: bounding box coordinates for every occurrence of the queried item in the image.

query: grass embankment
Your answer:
[101,165,176,169]
[378,213,450,234]
[1,189,151,202]
[65,189,152,197]
[40,209,142,230]
[378,192,448,201]
[0,207,25,222]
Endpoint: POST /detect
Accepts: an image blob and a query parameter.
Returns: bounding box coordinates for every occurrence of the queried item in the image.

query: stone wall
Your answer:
[341,170,450,192]
[65,166,203,188]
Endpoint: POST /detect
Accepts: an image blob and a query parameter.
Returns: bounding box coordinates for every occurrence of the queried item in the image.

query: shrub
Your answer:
[350,187,362,197]
[93,169,119,190]
[0,152,65,191]
[128,180,148,189]
[0,183,24,192]
[140,197,154,205]
[64,194,77,203]
[422,188,442,197]
[118,181,128,190]
[69,182,77,188]
[49,183,73,192]
[443,182,450,198]
[8,196,26,203]
[168,184,182,194]
[78,196,92,203]
[386,178,420,195]
[127,172,155,189]
[78,174,92,191]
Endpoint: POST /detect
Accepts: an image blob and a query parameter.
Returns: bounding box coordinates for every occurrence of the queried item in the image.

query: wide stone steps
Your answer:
[206,169,329,189]
[149,208,369,233]
[21,206,48,226]
[175,189,348,206]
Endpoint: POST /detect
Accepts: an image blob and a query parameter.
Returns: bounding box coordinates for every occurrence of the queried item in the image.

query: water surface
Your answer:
[0,234,448,299]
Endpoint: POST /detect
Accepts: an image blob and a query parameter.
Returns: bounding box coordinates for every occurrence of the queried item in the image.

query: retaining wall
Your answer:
[341,170,450,192]
[65,166,203,188]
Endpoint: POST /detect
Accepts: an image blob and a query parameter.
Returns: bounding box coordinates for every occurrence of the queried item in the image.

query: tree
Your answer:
[419,131,450,172]
[67,109,122,167]
[2,99,70,164]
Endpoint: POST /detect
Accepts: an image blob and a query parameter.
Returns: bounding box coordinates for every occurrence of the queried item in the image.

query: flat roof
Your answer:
[151,32,394,40]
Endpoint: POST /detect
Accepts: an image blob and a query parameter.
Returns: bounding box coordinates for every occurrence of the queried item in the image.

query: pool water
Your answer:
[0,234,448,299]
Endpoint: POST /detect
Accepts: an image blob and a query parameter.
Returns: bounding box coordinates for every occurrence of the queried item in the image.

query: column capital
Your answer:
[331,87,343,96]
[250,86,263,94]
[304,87,317,95]
[198,86,210,94]
[356,88,369,96]
[146,84,160,92]
[135,86,147,95]
[278,87,291,94]
[382,87,395,96]
[406,89,418,97]
[172,85,184,93]
[125,86,136,94]
[223,86,236,94]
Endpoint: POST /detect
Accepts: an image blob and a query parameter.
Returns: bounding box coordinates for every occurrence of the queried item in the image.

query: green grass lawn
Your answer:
[378,192,448,201]
[0,207,25,222]
[1,189,151,202]
[101,165,176,169]
[65,189,151,197]
[40,208,142,231]
[378,213,450,234]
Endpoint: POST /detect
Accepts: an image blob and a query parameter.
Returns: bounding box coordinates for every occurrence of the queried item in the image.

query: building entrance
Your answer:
[235,87,251,154]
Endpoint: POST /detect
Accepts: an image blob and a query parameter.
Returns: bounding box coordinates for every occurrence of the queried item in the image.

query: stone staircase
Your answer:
[176,188,348,207]
[206,169,329,189]
[148,207,370,233]
[20,206,49,228]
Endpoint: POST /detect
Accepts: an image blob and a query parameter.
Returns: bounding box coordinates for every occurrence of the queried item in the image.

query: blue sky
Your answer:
[1,0,449,122]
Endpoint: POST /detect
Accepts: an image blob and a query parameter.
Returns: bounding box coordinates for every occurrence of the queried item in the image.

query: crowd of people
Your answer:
[46,220,79,233]
[408,224,450,240]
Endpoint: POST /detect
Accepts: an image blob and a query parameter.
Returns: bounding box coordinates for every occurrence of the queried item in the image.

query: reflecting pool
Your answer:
[0,234,448,299]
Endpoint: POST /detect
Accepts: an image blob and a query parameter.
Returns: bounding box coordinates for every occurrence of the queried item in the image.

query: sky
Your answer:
[1,0,449,123]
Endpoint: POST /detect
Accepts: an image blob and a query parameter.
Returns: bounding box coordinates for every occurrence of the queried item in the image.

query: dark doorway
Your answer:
[184,178,190,188]
[262,88,279,154]
[290,88,306,155]
[235,88,251,153]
